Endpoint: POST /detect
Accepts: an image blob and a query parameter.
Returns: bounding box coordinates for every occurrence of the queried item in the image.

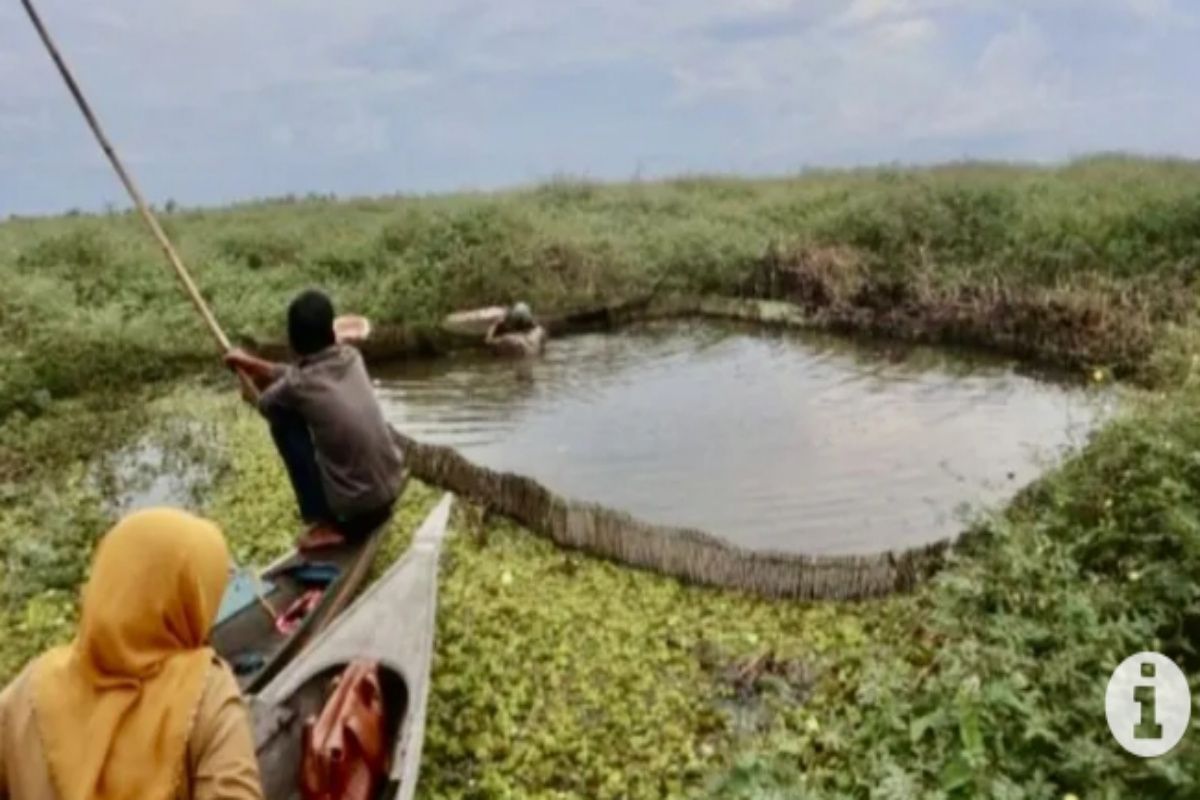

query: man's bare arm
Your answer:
[223,349,285,391]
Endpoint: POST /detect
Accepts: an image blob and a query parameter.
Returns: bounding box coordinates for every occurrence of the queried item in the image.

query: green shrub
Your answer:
[4,156,1200,418]
[703,388,1200,799]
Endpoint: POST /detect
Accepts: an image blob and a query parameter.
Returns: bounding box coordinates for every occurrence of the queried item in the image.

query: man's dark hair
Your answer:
[287,289,336,356]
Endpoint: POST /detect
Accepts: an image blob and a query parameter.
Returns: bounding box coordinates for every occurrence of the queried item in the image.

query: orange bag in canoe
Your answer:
[299,659,389,800]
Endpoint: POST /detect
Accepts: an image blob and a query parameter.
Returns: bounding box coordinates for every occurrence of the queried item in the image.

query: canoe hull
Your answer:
[211,474,409,693]
[440,306,507,337]
[251,492,454,800]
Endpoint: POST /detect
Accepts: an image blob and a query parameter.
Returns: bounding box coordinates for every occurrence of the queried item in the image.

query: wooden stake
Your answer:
[252,572,278,621]
[19,0,257,398]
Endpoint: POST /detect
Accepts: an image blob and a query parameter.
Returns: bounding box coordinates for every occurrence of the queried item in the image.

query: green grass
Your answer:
[4,156,1200,419]
[3,156,1200,797]
[0,386,205,679]
[6,377,1200,799]
[0,386,876,798]
[704,381,1200,799]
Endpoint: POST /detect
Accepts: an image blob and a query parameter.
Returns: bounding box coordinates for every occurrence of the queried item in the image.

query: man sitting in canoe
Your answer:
[485,301,546,358]
[224,289,404,550]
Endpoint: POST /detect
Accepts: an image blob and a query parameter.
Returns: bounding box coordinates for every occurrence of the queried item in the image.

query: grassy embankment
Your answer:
[0,386,876,798]
[4,156,1200,418]
[3,157,1200,798]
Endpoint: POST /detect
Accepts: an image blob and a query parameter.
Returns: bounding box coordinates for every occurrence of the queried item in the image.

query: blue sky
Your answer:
[1,0,1197,215]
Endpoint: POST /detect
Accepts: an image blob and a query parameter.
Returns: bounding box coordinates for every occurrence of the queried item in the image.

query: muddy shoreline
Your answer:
[245,272,1170,385]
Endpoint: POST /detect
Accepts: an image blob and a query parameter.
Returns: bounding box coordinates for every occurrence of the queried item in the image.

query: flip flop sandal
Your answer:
[297,528,347,552]
[270,560,341,588]
[275,589,324,636]
[231,651,267,676]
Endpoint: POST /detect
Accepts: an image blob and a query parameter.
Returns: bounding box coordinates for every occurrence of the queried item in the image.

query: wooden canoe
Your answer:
[250,492,454,800]
[210,473,410,693]
[334,314,372,344]
[440,305,507,337]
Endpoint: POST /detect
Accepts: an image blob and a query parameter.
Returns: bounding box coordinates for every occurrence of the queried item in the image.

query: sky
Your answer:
[1,0,1197,215]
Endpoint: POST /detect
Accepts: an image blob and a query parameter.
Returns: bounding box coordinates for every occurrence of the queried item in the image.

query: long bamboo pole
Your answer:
[20,0,254,392]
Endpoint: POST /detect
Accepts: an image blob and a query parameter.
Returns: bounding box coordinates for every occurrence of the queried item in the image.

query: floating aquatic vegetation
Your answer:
[160,389,875,799]
[2,365,1198,799]
[420,510,872,800]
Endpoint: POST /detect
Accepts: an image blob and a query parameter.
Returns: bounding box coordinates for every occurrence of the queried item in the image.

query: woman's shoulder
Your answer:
[0,661,44,790]
[199,657,243,710]
[185,657,264,800]
[187,657,251,765]
[0,662,37,720]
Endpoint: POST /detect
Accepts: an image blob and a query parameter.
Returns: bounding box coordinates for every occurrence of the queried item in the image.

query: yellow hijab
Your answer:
[32,508,231,800]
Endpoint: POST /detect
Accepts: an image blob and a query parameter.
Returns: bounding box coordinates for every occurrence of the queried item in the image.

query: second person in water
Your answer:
[485,302,546,358]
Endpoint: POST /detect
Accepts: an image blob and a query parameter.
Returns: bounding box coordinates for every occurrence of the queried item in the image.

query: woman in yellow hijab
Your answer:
[0,507,263,800]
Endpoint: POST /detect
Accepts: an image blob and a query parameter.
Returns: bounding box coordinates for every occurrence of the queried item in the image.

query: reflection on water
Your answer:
[97,418,219,514]
[376,321,1113,555]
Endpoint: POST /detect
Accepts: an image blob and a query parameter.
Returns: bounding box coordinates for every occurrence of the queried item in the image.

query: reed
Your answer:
[5,155,1200,419]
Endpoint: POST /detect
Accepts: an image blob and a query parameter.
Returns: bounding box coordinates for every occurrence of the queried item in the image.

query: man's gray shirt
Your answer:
[258,344,404,517]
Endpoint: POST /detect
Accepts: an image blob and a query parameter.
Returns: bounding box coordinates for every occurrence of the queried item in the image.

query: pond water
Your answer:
[97,416,221,514]
[376,321,1112,555]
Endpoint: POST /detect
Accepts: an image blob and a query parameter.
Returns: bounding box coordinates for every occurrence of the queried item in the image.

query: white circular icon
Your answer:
[1105,651,1191,758]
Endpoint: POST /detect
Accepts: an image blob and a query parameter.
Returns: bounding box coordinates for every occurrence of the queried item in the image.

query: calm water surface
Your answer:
[376,321,1111,555]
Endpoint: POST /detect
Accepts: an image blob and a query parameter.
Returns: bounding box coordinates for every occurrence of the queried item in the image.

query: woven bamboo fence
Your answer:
[391,429,949,601]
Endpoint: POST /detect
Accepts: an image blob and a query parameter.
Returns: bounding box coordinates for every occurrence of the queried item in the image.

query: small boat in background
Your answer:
[250,492,455,800]
[334,314,372,344]
[210,475,410,693]
[440,305,507,337]
[444,304,547,357]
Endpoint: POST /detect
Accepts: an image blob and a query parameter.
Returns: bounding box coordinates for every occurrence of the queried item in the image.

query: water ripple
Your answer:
[377,320,1111,555]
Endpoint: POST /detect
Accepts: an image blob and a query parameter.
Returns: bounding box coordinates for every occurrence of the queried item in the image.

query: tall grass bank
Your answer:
[4,157,1200,420]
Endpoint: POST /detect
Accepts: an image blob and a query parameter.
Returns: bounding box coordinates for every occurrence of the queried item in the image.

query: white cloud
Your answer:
[914,14,1064,139]
[870,16,939,46]
[269,124,295,148]
[327,112,389,156]
[1125,0,1173,23]
[666,4,1090,147]
[0,0,1196,212]
[838,0,913,26]
[979,13,1047,74]
[834,0,973,28]
[731,0,804,13]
